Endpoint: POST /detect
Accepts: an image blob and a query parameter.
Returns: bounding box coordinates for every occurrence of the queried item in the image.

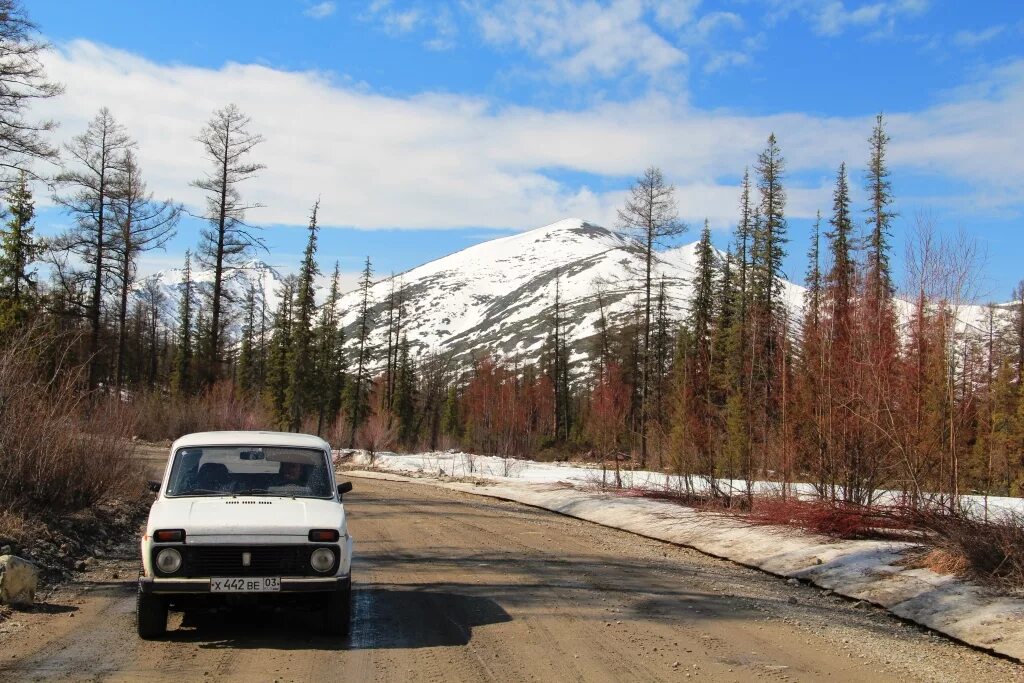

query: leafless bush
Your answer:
[910,507,1024,589]
[0,328,140,513]
[128,381,272,442]
[357,411,398,464]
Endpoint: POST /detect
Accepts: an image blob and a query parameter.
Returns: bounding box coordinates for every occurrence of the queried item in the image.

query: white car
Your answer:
[137,431,354,639]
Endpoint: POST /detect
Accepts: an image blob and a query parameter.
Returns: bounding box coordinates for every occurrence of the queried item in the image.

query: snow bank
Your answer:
[343,449,1024,520]
[342,463,1024,662]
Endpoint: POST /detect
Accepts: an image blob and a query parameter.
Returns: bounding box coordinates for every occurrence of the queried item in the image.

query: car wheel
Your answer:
[137,585,168,639]
[324,578,351,637]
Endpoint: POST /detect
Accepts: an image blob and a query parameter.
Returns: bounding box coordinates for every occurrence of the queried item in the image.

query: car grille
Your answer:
[177,545,329,577]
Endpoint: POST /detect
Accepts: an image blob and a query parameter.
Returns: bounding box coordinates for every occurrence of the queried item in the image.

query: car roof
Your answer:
[170,431,332,452]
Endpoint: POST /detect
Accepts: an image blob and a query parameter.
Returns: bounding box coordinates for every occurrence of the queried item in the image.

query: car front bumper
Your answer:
[139,575,350,594]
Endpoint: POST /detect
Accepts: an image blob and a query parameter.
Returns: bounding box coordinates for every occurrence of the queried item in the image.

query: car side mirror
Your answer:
[337,481,353,497]
[147,480,161,493]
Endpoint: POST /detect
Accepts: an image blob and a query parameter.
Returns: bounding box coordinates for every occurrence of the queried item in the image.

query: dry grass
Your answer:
[910,507,1024,589]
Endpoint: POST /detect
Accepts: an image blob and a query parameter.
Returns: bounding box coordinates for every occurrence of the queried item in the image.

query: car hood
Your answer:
[147,496,345,537]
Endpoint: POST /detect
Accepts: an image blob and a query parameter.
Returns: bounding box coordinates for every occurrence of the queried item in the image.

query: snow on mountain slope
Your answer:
[138,217,1005,374]
[334,217,759,370]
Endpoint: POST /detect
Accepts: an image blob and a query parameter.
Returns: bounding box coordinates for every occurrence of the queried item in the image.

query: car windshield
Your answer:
[165,446,333,498]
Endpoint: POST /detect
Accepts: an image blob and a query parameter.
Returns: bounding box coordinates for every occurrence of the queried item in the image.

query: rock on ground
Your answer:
[0,555,39,606]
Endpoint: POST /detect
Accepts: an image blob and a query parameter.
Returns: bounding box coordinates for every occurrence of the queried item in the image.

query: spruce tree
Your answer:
[394,334,417,446]
[285,201,320,431]
[546,271,572,442]
[265,276,296,428]
[172,251,195,396]
[826,162,855,334]
[804,212,822,334]
[651,277,673,428]
[315,262,347,435]
[865,113,896,302]
[441,384,462,443]
[752,134,788,319]
[0,170,38,329]
[346,257,375,447]
[689,220,716,352]
[676,219,718,484]
[237,280,259,396]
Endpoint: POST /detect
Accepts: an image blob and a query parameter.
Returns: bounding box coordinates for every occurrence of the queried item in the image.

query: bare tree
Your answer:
[52,108,134,388]
[0,0,62,180]
[191,103,265,386]
[617,166,684,467]
[109,149,180,388]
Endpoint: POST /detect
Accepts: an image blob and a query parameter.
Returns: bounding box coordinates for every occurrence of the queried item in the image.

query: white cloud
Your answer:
[475,0,687,81]
[651,0,701,30]
[304,2,337,20]
[769,0,929,37]
[693,11,743,38]
[703,50,750,74]
[953,25,1005,49]
[35,40,1024,234]
[424,6,458,51]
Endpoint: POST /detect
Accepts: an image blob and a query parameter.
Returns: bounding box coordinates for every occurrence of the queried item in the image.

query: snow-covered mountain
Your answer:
[139,217,1003,374]
[333,217,803,370]
[138,217,805,370]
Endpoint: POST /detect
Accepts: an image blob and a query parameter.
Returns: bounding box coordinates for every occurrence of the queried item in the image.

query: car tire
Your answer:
[324,579,351,637]
[137,585,168,639]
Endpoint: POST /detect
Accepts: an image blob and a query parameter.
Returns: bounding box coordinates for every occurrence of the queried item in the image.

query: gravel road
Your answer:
[1,477,1020,682]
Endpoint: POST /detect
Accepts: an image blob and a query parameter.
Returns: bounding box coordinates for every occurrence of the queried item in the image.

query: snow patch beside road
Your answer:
[342,466,1024,662]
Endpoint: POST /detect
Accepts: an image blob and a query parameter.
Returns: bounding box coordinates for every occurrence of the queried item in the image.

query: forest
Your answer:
[0,0,1022,531]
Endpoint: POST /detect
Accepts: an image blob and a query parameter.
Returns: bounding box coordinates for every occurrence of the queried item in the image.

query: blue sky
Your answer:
[26,0,1024,298]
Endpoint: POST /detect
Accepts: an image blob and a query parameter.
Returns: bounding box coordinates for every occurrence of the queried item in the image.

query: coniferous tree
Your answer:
[265,276,296,427]
[0,1,63,178]
[546,271,572,442]
[748,135,788,483]
[109,149,180,388]
[285,201,320,431]
[0,170,38,329]
[394,334,417,446]
[172,250,195,396]
[191,104,265,386]
[865,113,896,303]
[721,172,755,491]
[315,262,347,435]
[798,212,828,493]
[53,108,134,387]
[237,280,260,396]
[346,257,375,446]
[650,276,673,433]
[617,166,684,466]
[752,134,788,319]
[683,219,717,483]
[441,384,463,444]
[826,163,855,336]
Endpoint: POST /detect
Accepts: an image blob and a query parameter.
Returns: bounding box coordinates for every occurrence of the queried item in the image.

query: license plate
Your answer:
[210,577,280,592]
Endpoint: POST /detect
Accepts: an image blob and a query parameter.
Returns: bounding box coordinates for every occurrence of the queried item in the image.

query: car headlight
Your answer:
[310,547,336,573]
[156,548,182,574]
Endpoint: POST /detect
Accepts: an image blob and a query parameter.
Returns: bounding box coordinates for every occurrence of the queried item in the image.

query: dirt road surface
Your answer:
[1,478,1020,682]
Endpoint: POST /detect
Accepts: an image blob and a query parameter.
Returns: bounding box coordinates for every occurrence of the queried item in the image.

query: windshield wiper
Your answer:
[234,488,271,495]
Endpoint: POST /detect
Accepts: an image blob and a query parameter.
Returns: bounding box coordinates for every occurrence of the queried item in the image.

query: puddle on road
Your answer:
[348,589,378,649]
